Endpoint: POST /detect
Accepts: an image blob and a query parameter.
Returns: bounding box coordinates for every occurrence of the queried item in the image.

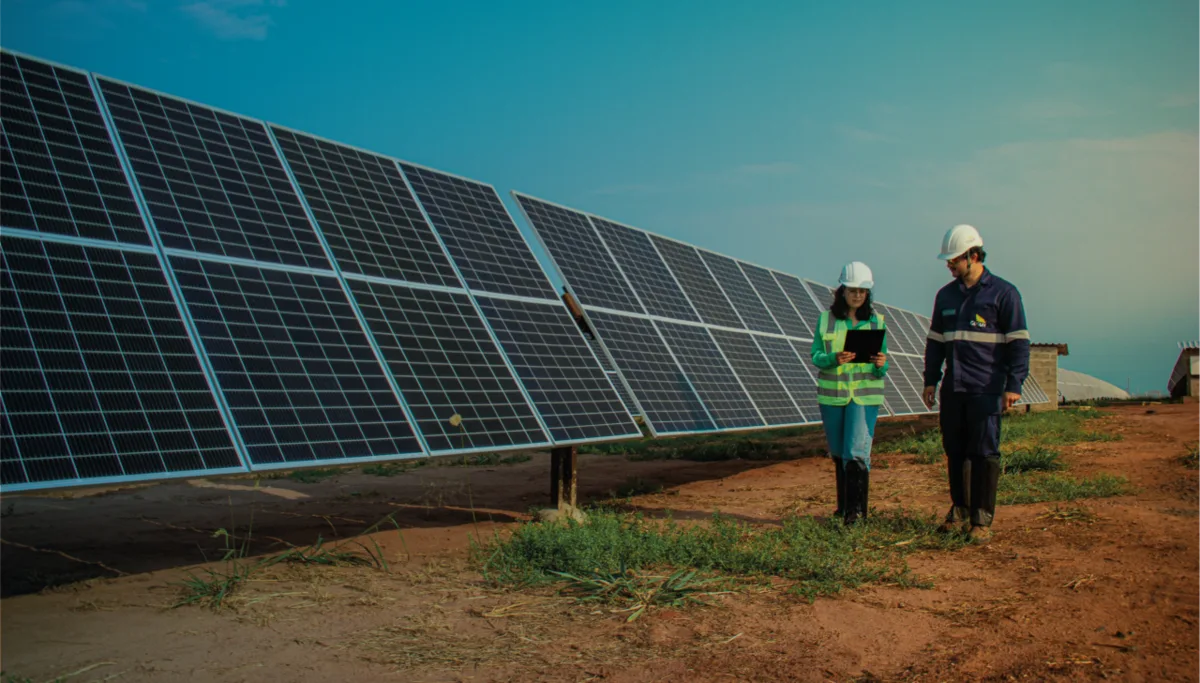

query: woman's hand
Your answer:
[871,353,887,368]
[835,351,855,365]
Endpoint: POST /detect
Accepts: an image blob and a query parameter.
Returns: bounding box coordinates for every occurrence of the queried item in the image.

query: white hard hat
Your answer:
[937,224,983,260]
[838,261,874,289]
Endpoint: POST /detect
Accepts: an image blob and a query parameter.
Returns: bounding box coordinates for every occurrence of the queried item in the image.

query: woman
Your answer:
[810,261,889,525]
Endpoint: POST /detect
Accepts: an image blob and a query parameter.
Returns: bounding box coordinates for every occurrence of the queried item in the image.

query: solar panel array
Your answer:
[515,192,1052,436]
[1,49,1050,490]
[1,50,638,492]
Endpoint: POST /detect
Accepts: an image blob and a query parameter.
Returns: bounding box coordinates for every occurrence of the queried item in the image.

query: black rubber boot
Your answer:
[970,457,1002,529]
[939,456,972,532]
[834,460,846,517]
[858,464,870,521]
[843,461,864,526]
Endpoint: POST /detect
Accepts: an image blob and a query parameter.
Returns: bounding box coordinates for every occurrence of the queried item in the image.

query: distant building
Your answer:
[1058,368,1129,403]
[1027,343,1069,412]
[1168,341,1199,398]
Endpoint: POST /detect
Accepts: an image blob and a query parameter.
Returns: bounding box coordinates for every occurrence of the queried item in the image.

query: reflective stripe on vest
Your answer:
[817,310,886,406]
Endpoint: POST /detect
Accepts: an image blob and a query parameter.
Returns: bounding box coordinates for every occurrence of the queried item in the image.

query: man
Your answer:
[922,224,1030,543]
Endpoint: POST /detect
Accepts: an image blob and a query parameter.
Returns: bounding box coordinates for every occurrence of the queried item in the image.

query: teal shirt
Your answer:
[810,314,891,378]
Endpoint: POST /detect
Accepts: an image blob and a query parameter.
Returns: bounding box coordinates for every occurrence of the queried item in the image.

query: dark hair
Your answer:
[831,285,874,321]
[968,246,986,263]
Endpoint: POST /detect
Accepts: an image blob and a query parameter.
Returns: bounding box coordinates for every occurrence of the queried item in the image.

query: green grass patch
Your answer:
[270,467,344,484]
[876,426,943,463]
[362,460,427,477]
[442,452,532,467]
[998,472,1132,505]
[1001,445,1063,473]
[473,507,967,602]
[581,428,824,463]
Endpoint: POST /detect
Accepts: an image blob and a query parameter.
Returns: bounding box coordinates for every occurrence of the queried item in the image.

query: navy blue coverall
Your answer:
[924,268,1030,527]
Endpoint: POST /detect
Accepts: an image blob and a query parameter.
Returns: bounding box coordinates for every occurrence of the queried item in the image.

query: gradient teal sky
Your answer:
[3,0,1196,394]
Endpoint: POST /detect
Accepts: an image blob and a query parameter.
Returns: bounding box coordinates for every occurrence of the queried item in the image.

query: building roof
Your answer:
[1179,340,1199,350]
[1058,368,1128,402]
[1031,342,1069,356]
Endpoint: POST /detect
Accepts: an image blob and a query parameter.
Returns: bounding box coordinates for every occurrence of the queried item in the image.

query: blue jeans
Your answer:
[819,402,879,471]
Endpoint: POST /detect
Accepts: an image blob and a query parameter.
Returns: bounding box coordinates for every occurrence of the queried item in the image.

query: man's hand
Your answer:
[1003,392,1021,411]
[922,386,937,409]
[835,351,855,365]
[871,353,887,368]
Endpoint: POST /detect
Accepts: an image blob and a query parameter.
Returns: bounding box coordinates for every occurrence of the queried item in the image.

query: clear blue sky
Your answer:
[4,0,1197,395]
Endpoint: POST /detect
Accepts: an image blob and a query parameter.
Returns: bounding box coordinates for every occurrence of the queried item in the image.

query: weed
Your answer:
[998,472,1131,505]
[444,453,532,467]
[877,427,943,463]
[551,564,733,621]
[363,461,426,477]
[1037,505,1098,524]
[1181,443,1199,470]
[610,477,664,498]
[1001,446,1063,473]
[271,467,344,484]
[472,507,967,602]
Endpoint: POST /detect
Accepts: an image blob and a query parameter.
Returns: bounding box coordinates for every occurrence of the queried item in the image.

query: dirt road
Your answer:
[1,403,1196,682]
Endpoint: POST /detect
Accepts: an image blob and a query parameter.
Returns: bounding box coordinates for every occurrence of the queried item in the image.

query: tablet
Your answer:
[842,328,886,363]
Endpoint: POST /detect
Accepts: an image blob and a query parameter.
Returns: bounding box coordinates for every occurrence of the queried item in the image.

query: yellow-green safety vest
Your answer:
[816,311,886,407]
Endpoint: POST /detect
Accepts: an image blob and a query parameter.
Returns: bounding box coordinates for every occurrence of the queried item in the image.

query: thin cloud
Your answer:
[181,0,286,41]
[1160,92,1198,108]
[1016,99,1097,121]
[588,161,799,196]
[44,0,146,32]
[834,124,891,143]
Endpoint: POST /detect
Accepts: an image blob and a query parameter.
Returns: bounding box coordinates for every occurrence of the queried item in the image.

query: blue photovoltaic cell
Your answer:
[887,353,922,399]
[698,251,781,335]
[473,296,640,443]
[1,51,150,245]
[898,309,930,351]
[881,361,915,415]
[511,194,642,314]
[270,127,460,288]
[807,281,837,310]
[651,236,743,329]
[589,216,699,322]
[654,321,761,429]
[1,236,242,489]
[581,333,640,416]
[772,272,819,337]
[169,256,422,465]
[584,310,714,434]
[400,164,556,300]
[784,338,823,420]
[877,304,913,354]
[752,335,818,423]
[708,329,803,425]
[739,263,809,338]
[98,78,330,269]
[345,279,549,453]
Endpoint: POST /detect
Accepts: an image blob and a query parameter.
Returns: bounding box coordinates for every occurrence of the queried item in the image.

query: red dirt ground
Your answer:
[1,403,1196,682]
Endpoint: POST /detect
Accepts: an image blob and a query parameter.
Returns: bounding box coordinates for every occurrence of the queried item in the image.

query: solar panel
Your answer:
[1,236,243,489]
[807,281,837,310]
[472,295,640,443]
[269,127,460,287]
[697,251,782,335]
[97,78,331,269]
[1,53,150,245]
[653,321,762,429]
[650,236,743,329]
[708,329,803,425]
[754,336,818,422]
[876,304,913,354]
[169,256,422,466]
[588,216,699,322]
[739,263,810,338]
[897,309,929,351]
[510,193,642,314]
[584,310,714,434]
[580,332,640,416]
[1017,374,1051,405]
[887,354,923,403]
[345,280,550,453]
[772,272,820,337]
[399,163,556,300]
[880,365,915,416]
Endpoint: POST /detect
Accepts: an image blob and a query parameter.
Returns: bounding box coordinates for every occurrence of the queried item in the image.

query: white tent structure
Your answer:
[1057,368,1129,403]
